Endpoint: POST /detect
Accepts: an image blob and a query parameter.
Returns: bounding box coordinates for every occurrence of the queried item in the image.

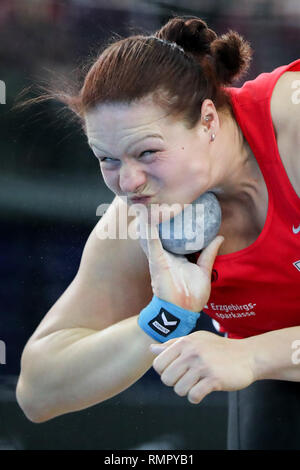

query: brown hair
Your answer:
[16,16,253,130]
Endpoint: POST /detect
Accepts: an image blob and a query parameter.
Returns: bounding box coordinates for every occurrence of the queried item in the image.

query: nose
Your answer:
[118,161,147,194]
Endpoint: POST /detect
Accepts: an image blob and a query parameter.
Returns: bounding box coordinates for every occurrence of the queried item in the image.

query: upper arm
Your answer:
[271,71,300,141]
[271,71,300,186]
[27,196,153,344]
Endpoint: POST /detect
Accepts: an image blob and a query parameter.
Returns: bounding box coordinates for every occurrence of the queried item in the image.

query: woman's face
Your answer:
[85,95,216,218]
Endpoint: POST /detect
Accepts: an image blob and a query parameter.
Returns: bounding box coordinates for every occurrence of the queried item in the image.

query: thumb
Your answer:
[196,236,224,272]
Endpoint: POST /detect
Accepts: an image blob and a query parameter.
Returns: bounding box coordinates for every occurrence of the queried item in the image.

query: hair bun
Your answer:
[210,30,253,84]
[156,17,217,56]
[156,17,252,85]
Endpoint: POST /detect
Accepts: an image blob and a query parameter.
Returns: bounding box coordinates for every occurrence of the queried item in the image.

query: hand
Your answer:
[137,212,224,312]
[150,331,256,404]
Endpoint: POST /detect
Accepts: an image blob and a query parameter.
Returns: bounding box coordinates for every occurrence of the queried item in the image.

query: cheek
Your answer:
[163,157,203,185]
[160,153,210,203]
[101,170,118,191]
[185,151,207,174]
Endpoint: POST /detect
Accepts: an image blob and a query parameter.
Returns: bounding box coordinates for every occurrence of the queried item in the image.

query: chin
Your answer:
[208,187,225,196]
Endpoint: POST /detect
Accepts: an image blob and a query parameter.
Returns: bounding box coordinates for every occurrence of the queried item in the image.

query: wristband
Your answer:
[138,295,201,343]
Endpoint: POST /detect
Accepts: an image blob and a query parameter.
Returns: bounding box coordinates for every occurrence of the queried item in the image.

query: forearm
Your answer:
[244,326,300,382]
[17,315,157,422]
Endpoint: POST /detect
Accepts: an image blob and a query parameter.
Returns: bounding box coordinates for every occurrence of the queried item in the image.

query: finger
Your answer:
[152,341,182,375]
[160,357,190,387]
[145,222,166,265]
[149,338,180,355]
[196,236,224,273]
[150,344,166,355]
[174,368,203,397]
[135,212,150,257]
[137,213,165,263]
[188,377,220,404]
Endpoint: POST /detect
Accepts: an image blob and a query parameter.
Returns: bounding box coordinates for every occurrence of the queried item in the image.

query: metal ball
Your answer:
[158,192,222,255]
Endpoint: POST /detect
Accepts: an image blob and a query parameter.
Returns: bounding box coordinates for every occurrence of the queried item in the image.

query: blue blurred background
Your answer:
[0,0,299,450]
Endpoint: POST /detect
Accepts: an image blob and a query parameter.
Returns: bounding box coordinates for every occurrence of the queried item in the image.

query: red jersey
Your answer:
[198,59,300,339]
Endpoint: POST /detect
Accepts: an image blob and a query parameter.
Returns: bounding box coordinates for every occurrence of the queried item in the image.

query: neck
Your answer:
[211,111,263,206]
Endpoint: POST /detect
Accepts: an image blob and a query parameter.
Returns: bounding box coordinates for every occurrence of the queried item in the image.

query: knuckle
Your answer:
[181,351,202,370]
[186,351,201,363]
[152,361,163,375]
[191,330,213,341]
[210,378,221,392]
[177,336,189,347]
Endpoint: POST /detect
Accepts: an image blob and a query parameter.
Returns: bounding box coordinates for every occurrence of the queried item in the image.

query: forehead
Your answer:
[84,96,179,145]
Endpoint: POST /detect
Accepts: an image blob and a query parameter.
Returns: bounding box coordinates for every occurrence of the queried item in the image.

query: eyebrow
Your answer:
[89,133,163,156]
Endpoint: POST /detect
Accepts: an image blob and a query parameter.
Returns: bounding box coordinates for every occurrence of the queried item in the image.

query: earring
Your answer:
[204,116,210,122]
[210,133,216,142]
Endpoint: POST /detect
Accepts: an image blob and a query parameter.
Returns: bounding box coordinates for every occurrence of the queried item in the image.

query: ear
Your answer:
[198,99,220,137]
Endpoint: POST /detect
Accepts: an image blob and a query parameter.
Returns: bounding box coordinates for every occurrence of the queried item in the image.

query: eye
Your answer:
[139,150,157,159]
[98,156,121,166]
[98,150,158,165]
[99,157,117,163]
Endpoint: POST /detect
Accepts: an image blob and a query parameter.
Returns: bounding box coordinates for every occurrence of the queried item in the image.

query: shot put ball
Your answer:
[158,192,222,255]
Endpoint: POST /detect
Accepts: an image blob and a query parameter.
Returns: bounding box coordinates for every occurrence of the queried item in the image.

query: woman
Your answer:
[16,17,300,449]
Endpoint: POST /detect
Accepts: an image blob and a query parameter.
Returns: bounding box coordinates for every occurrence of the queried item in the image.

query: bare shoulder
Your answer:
[271,71,300,132]
[271,71,300,196]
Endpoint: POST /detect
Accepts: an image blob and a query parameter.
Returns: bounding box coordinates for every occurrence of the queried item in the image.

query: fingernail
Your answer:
[150,344,165,354]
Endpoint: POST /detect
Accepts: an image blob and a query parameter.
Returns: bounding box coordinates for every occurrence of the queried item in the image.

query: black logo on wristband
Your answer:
[148,308,180,337]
